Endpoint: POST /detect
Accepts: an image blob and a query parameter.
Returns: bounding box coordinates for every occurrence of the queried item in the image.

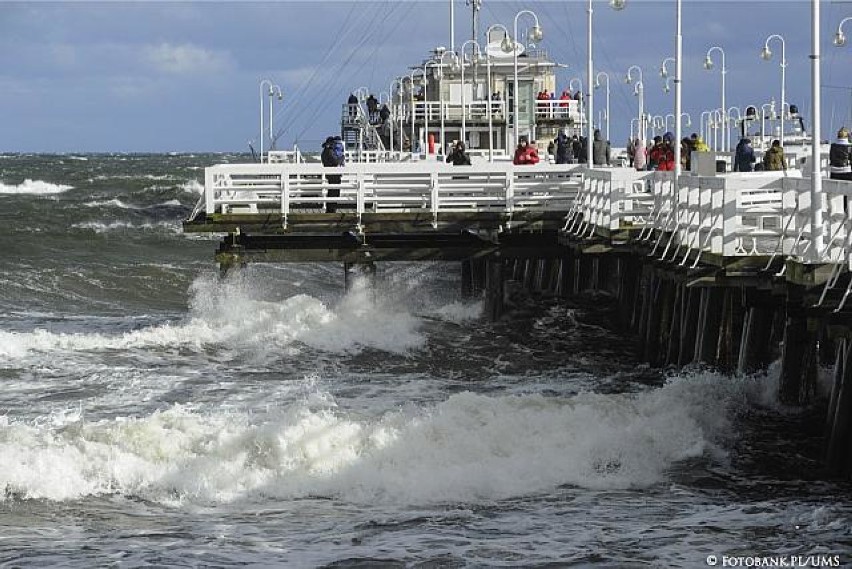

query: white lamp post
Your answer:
[586,0,626,166]
[626,65,644,142]
[726,106,742,148]
[834,17,852,46]
[486,24,512,161]
[423,59,440,155]
[660,56,675,94]
[704,46,727,151]
[437,51,459,155]
[760,34,786,148]
[268,84,283,151]
[460,39,483,145]
[409,70,426,156]
[594,71,610,142]
[258,78,276,162]
[512,10,543,146]
[569,77,583,121]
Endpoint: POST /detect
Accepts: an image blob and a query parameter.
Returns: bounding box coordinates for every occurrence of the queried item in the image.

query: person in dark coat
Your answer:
[829,127,852,181]
[734,138,756,172]
[322,136,345,213]
[592,129,611,166]
[347,93,358,119]
[445,141,472,165]
[554,129,571,165]
[366,94,378,122]
[379,104,390,123]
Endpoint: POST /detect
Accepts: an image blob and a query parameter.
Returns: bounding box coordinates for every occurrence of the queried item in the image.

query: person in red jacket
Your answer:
[513,138,540,165]
[656,132,676,171]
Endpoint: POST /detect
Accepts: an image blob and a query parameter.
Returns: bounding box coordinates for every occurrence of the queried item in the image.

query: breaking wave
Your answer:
[0,179,73,195]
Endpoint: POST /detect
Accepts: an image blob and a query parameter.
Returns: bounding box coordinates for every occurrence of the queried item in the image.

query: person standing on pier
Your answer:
[763,139,787,171]
[513,138,540,165]
[366,94,379,123]
[446,141,472,166]
[554,129,572,165]
[321,136,345,213]
[347,93,358,120]
[829,127,852,181]
[633,138,646,171]
[592,129,611,166]
[734,137,756,172]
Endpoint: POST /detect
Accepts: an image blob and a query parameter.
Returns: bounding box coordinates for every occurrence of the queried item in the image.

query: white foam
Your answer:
[82,198,183,210]
[0,272,425,363]
[0,370,762,505]
[71,220,182,234]
[0,179,72,195]
[181,180,204,194]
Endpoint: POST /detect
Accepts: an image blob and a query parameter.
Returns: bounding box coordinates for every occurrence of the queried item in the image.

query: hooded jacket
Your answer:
[592,131,610,166]
[829,138,851,175]
[734,139,756,172]
[763,144,786,171]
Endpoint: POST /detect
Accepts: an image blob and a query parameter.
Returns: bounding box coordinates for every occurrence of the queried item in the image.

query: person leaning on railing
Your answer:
[829,127,852,182]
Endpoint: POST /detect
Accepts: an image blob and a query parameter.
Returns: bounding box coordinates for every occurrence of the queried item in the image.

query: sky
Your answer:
[1,0,851,153]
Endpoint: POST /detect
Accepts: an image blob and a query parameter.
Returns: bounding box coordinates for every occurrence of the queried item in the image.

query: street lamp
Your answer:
[594,71,610,142]
[586,0,627,166]
[460,39,483,145]
[258,78,277,162]
[486,24,512,162]
[268,84,283,151]
[436,50,460,155]
[660,57,675,79]
[409,69,426,156]
[834,17,852,46]
[704,46,727,151]
[569,77,583,121]
[726,106,742,146]
[760,34,786,148]
[512,10,542,146]
[423,59,440,155]
[626,65,645,142]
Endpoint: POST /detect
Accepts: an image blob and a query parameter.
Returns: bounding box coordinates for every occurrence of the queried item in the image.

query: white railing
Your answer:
[411,100,507,121]
[564,169,660,238]
[202,162,583,229]
[194,158,852,275]
[534,99,583,122]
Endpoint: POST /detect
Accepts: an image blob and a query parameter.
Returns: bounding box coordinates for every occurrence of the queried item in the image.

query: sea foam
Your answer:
[0,179,72,195]
[0,370,762,505]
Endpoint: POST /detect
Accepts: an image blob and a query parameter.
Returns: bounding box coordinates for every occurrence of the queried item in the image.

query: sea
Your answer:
[0,153,849,568]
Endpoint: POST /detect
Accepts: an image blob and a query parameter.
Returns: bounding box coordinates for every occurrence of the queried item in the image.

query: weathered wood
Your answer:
[485,255,505,321]
[678,287,700,366]
[826,339,852,476]
[697,287,724,365]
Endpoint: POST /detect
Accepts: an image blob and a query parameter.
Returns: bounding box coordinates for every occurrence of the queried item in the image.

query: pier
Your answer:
[184,157,852,477]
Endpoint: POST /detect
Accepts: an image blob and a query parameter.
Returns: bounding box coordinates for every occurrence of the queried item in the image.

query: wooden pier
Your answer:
[184,157,852,477]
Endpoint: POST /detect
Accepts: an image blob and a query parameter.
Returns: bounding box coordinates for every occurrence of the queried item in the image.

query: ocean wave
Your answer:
[0,370,768,505]
[71,220,183,234]
[0,272,426,361]
[0,179,73,195]
[181,180,204,194]
[82,198,184,210]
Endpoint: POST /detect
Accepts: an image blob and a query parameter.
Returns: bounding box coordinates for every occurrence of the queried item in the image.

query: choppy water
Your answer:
[0,154,849,568]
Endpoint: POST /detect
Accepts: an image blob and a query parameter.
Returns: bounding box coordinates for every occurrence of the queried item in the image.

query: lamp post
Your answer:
[594,71,610,142]
[460,39,483,145]
[258,78,276,162]
[423,59,440,155]
[569,77,583,121]
[486,24,512,162]
[761,101,775,148]
[834,17,852,46]
[586,0,626,167]
[760,34,786,148]
[512,10,543,146]
[626,65,644,142]
[268,84,283,151]
[436,51,460,155]
[660,56,675,94]
[700,110,713,143]
[704,46,727,151]
[726,106,742,147]
[409,70,426,155]
[389,77,401,153]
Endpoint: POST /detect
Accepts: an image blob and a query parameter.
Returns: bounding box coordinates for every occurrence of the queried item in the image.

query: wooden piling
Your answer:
[826,339,852,476]
[484,255,504,321]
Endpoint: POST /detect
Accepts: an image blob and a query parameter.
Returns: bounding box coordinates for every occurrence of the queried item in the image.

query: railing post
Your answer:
[357,172,365,229]
[506,171,515,213]
[281,174,290,229]
[430,172,439,228]
[205,168,215,214]
[722,181,738,257]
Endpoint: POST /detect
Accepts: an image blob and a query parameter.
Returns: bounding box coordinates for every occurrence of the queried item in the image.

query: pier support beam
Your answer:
[344,261,376,292]
[779,307,817,405]
[696,287,724,365]
[461,258,486,298]
[484,255,504,321]
[826,339,852,476]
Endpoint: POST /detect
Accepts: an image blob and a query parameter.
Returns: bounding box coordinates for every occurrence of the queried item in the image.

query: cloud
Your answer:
[143,42,234,75]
